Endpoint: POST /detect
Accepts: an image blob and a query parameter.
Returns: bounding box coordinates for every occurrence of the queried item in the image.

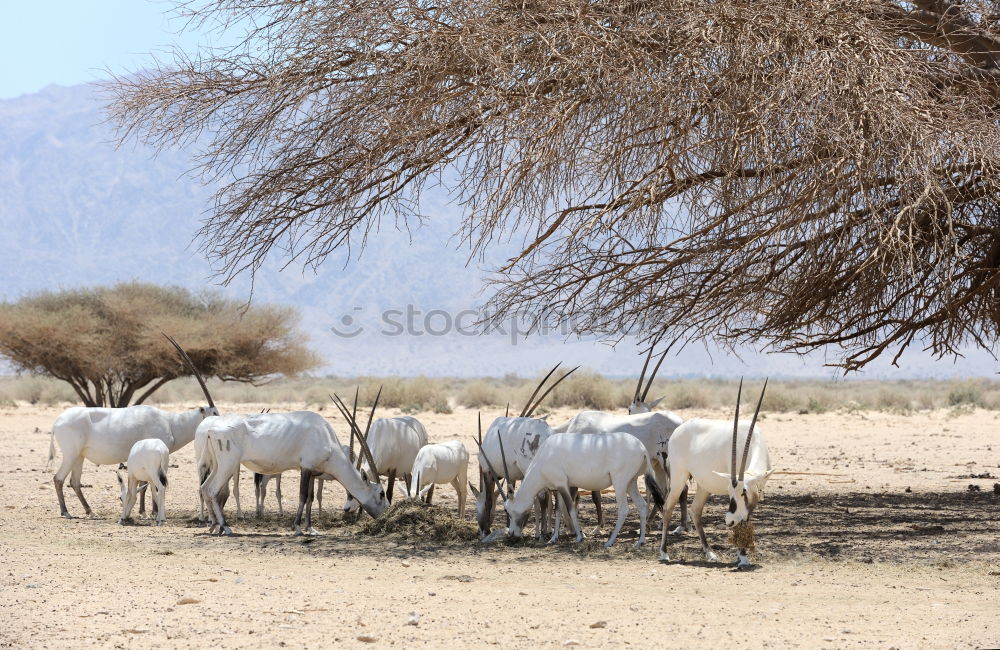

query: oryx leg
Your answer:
[535,492,551,541]
[202,449,237,536]
[53,451,79,518]
[316,477,323,516]
[605,476,636,548]
[275,474,283,515]
[559,487,584,543]
[657,471,688,562]
[68,457,92,517]
[254,473,265,517]
[138,481,148,516]
[549,491,572,544]
[670,483,691,535]
[592,490,603,529]
[120,476,140,523]
[425,483,435,504]
[294,469,318,536]
[198,463,211,523]
[403,472,412,498]
[153,475,167,526]
[452,479,466,518]
[690,487,717,561]
[629,480,649,549]
[233,471,244,519]
[383,469,396,504]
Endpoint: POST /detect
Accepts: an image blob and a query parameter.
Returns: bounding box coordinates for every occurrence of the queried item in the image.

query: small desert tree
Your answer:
[0,282,318,407]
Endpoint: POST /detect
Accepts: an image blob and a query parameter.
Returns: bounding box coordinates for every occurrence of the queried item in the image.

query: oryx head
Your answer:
[332,388,387,517]
[715,378,773,528]
[115,469,128,505]
[629,346,667,414]
[163,334,219,417]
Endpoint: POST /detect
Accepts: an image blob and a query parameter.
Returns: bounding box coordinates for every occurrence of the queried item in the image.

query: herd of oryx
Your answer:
[48,337,773,569]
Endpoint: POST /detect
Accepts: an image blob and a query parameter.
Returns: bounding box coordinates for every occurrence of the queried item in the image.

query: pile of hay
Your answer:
[729,521,757,551]
[360,500,478,542]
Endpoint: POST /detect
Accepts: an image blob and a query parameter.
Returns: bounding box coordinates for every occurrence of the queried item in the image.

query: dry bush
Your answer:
[545,371,627,411]
[457,380,505,408]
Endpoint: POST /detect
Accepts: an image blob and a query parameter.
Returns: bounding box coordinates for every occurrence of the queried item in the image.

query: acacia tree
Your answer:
[0,283,317,406]
[108,1,1000,370]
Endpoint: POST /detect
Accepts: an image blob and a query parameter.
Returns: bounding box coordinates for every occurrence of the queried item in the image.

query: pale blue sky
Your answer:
[0,1,213,99]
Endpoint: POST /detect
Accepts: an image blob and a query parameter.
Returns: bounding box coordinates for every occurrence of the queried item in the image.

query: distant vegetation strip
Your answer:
[2,373,998,415]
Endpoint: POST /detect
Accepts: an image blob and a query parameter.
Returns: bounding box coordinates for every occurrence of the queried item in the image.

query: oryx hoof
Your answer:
[306,527,318,536]
[293,528,304,537]
[220,527,233,536]
[736,561,752,571]
[670,525,688,536]
[60,512,73,519]
[705,550,720,562]
[632,540,644,550]
[658,551,671,563]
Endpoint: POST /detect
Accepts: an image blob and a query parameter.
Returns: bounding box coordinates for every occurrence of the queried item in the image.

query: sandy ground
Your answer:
[2,403,999,649]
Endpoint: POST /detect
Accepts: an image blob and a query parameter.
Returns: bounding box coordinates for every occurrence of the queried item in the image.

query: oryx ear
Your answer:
[118,463,126,470]
[712,470,735,483]
[747,469,775,485]
[115,470,124,485]
[647,397,664,409]
[468,482,480,498]
[538,414,550,421]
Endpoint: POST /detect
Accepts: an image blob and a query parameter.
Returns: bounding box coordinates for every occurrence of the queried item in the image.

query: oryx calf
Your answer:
[504,432,663,548]
[117,439,169,526]
[659,380,773,569]
[411,441,469,517]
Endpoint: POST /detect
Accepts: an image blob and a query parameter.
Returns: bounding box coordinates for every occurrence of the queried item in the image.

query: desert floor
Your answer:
[2,403,998,649]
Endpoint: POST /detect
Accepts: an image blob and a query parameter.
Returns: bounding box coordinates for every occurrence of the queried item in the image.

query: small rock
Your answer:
[590,621,607,629]
[904,486,912,493]
[564,641,580,646]
[357,635,378,643]
[406,612,420,626]
[176,598,201,605]
[234,577,244,584]
[25,583,40,589]
[967,484,981,492]
[518,591,528,596]
[401,560,411,567]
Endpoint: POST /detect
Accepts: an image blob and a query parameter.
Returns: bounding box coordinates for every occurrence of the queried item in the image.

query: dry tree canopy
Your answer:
[108,0,1000,370]
[0,282,318,407]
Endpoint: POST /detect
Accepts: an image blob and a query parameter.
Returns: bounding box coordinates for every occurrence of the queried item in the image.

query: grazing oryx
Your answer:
[556,348,688,531]
[49,335,218,519]
[200,394,387,536]
[504,432,663,548]
[411,440,470,516]
[117,439,169,526]
[343,415,428,512]
[659,379,773,569]
[473,364,579,538]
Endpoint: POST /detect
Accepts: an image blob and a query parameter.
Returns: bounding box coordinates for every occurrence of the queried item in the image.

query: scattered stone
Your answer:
[442,574,475,582]
[967,484,981,492]
[25,583,40,589]
[401,560,411,568]
[564,640,580,646]
[590,621,607,629]
[176,598,201,605]
[406,612,420,626]
[904,486,912,493]
[357,635,378,643]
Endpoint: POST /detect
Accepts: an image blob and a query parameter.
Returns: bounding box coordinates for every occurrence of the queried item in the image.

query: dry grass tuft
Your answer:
[359,500,478,542]
[729,521,757,551]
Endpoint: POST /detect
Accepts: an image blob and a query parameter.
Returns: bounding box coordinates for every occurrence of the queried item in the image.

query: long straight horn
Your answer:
[640,350,668,402]
[523,366,580,418]
[505,403,509,418]
[474,413,506,501]
[731,377,743,487]
[330,393,369,472]
[739,378,768,483]
[359,385,383,476]
[163,333,215,409]
[519,363,562,417]
[350,387,359,463]
[634,347,654,403]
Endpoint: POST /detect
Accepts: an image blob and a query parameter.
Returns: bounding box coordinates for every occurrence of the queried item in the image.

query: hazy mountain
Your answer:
[0,83,995,378]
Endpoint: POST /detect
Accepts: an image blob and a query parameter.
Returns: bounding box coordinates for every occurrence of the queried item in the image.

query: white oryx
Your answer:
[116,439,169,526]
[199,394,387,536]
[473,364,578,538]
[50,335,218,519]
[343,415,428,512]
[658,379,773,569]
[504,432,663,548]
[411,440,469,517]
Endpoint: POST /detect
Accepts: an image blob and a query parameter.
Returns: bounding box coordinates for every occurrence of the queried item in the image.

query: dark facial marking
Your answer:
[728,497,737,513]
